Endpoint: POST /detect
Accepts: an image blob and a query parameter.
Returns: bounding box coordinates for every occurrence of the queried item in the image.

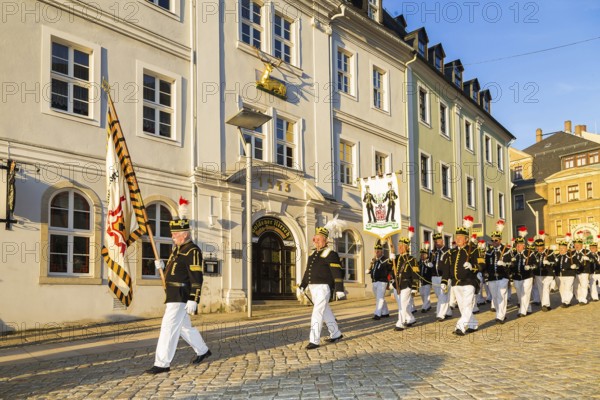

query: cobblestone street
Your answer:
[1,294,600,399]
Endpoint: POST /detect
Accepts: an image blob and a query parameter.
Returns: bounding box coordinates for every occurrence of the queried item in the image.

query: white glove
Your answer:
[336,291,345,300]
[570,264,578,270]
[185,300,198,315]
[463,262,473,270]
[543,259,551,265]
[497,260,506,266]
[427,262,434,268]
[582,256,590,261]
[477,272,483,281]
[155,260,165,270]
[389,254,395,260]
[440,283,448,292]
[410,289,417,295]
[524,265,532,271]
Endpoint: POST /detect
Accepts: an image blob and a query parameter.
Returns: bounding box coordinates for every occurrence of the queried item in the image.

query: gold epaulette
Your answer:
[320,248,332,257]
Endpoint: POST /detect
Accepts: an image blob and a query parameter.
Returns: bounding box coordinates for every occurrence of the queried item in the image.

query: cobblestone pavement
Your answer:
[1,293,600,399]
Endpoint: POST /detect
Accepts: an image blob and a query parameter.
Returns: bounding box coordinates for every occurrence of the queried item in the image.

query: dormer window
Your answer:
[472,91,478,102]
[483,99,490,112]
[418,40,426,56]
[454,68,462,87]
[435,55,442,70]
[368,0,379,21]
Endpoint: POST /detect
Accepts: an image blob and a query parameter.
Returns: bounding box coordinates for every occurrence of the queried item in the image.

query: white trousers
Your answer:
[558,276,575,305]
[531,280,540,303]
[449,281,457,307]
[475,274,489,303]
[393,287,415,328]
[513,278,533,315]
[452,285,478,333]
[590,274,600,301]
[487,278,509,320]
[309,284,341,345]
[154,302,208,368]
[419,284,431,310]
[576,273,589,304]
[372,281,390,316]
[534,276,554,307]
[432,276,452,319]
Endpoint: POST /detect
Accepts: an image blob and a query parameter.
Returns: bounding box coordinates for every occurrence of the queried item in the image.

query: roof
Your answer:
[521,131,600,181]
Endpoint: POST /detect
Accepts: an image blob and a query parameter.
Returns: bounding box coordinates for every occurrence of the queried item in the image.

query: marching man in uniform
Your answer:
[589,238,600,301]
[531,232,554,312]
[418,243,433,313]
[441,223,480,336]
[390,233,419,331]
[367,241,391,320]
[572,234,591,305]
[550,238,580,307]
[484,227,511,323]
[299,227,345,350]
[146,198,211,374]
[510,233,534,318]
[430,222,452,321]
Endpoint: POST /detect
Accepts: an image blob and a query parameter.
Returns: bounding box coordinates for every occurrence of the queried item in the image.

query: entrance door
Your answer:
[252,232,296,299]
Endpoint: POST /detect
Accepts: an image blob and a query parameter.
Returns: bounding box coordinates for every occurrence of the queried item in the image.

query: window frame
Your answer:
[587,182,593,199]
[420,152,432,191]
[142,72,174,139]
[335,230,359,282]
[440,162,452,199]
[240,0,263,50]
[418,85,430,125]
[339,139,355,186]
[275,115,297,169]
[556,220,563,236]
[273,12,293,64]
[498,192,505,219]
[567,184,580,202]
[140,202,174,280]
[485,186,494,216]
[464,119,473,152]
[484,135,492,164]
[439,101,449,138]
[513,165,523,180]
[555,187,561,204]
[514,194,525,211]
[371,66,388,112]
[374,151,389,175]
[563,156,574,169]
[466,175,476,208]
[336,48,353,96]
[496,144,504,171]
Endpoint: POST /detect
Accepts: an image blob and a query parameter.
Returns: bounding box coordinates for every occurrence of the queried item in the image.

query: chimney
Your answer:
[581,125,587,133]
[536,128,543,143]
[564,120,572,133]
[575,125,582,136]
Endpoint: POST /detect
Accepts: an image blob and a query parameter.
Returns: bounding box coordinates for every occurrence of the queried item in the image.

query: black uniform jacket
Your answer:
[368,256,392,283]
[441,245,479,288]
[165,240,203,303]
[392,253,419,291]
[300,247,345,293]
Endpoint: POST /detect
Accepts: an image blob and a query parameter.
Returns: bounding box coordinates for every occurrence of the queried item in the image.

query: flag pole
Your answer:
[102,79,166,290]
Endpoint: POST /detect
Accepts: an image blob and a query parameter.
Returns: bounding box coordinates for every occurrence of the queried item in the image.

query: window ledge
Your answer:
[235,41,303,77]
[421,186,433,194]
[418,119,431,129]
[441,195,453,202]
[465,148,475,155]
[466,205,476,211]
[40,276,102,285]
[139,131,183,147]
[42,107,100,127]
[338,90,358,102]
[371,105,391,116]
[439,132,451,141]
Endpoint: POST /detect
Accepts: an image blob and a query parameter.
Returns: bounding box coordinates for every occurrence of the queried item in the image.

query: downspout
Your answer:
[404,52,418,240]
[328,4,346,199]
[191,0,198,241]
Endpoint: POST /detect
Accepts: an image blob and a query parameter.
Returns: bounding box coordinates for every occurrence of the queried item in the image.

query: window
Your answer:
[241,0,262,49]
[435,55,442,71]
[465,120,473,151]
[569,218,580,231]
[241,125,264,160]
[483,98,490,112]
[514,194,524,211]
[587,182,593,199]
[440,103,449,137]
[335,231,358,281]
[372,68,385,110]
[142,204,173,277]
[576,154,587,167]
[564,156,574,169]
[589,216,595,223]
[444,235,452,248]
[48,190,92,275]
[589,151,599,164]
[51,41,91,116]
[567,185,579,201]
[147,0,170,11]
[422,229,432,246]
[339,140,354,185]
[367,0,379,20]
[497,144,504,171]
[484,136,492,163]
[498,193,505,219]
[418,87,429,124]
[420,153,432,190]
[466,176,475,208]
[337,49,351,94]
[418,40,426,56]
[486,187,493,215]
[276,117,295,168]
[472,90,478,102]
[454,67,462,87]
[274,14,292,63]
[375,152,388,175]
[143,73,173,138]
[555,187,561,204]
[514,165,523,180]
[441,164,451,198]
[556,220,563,236]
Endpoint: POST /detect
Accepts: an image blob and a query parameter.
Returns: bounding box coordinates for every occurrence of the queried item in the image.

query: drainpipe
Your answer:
[191,0,198,241]
[404,51,418,242]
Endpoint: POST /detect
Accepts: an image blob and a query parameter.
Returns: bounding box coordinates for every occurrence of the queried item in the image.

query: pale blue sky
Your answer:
[383,0,600,150]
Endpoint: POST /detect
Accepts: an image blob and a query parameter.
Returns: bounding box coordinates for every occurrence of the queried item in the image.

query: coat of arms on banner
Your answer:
[360,173,402,238]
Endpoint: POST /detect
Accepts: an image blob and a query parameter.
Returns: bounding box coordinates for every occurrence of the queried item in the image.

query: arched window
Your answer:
[141,203,173,277]
[335,230,359,281]
[48,190,92,275]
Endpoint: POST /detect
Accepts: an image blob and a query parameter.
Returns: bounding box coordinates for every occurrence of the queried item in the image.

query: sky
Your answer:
[383,0,600,150]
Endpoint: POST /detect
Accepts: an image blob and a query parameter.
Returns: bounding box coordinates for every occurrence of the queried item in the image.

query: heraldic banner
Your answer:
[101,91,148,307]
[360,173,402,239]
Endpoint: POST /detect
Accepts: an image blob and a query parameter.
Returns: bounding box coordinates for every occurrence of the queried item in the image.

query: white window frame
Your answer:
[484,135,492,164]
[144,0,181,17]
[136,61,182,146]
[336,46,355,97]
[374,151,389,175]
[567,184,580,202]
[418,85,430,125]
[48,189,93,277]
[336,230,359,282]
[466,175,476,208]
[41,27,101,126]
[371,65,389,112]
[485,186,494,216]
[439,101,449,138]
[555,187,561,204]
[556,219,563,236]
[498,192,505,219]
[422,228,433,245]
[240,0,263,50]
[273,11,294,64]
[496,143,504,171]
[141,202,174,279]
[367,0,380,21]
[464,119,474,152]
[514,194,524,211]
[339,140,355,186]
[587,182,593,199]
[142,73,174,139]
[440,162,452,199]
[514,165,523,180]
[273,111,302,170]
[420,151,432,191]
